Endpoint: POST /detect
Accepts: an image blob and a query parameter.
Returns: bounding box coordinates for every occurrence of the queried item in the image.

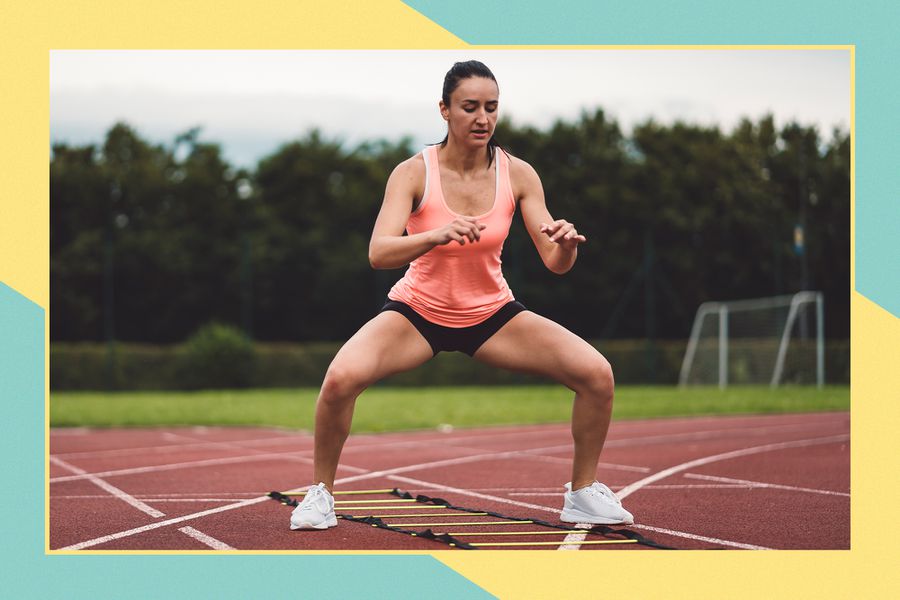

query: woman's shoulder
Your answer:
[504,150,542,192]
[386,150,427,200]
[391,150,427,180]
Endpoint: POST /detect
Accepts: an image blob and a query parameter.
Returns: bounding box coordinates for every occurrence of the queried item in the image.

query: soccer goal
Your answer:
[678,291,825,388]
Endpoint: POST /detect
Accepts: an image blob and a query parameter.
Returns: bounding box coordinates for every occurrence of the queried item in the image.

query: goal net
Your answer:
[678,291,824,388]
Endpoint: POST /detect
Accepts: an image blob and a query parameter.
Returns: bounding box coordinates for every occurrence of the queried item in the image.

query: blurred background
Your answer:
[49,50,850,393]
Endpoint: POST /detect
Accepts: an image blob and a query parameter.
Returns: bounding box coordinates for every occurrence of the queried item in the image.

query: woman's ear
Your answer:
[439,100,449,122]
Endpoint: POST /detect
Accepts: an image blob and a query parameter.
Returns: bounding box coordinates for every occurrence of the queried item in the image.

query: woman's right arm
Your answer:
[368,157,486,270]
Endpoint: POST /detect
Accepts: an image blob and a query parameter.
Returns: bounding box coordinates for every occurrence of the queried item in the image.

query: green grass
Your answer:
[49,385,850,433]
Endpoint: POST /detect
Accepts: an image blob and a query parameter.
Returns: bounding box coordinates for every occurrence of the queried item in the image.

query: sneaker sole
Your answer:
[560,508,634,526]
[290,516,338,530]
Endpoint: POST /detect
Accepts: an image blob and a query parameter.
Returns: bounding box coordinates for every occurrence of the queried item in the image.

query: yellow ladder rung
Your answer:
[444,530,591,536]
[355,512,488,518]
[341,505,449,511]
[282,488,396,496]
[334,499,417,504]
[454,539,638,547]
[385,520,533,527]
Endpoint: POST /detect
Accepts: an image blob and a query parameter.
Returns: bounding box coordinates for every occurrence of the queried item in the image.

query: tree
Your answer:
[51,116,849,343]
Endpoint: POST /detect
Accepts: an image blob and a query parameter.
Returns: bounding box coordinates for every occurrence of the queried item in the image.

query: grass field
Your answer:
[50,385,850,433]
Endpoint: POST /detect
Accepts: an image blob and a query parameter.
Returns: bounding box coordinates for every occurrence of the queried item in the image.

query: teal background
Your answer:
[405,0,898,318]
[6,0,895,597]
[0,282,494,599]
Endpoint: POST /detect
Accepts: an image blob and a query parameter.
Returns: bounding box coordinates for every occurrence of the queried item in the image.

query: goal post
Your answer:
[678,291,825,388]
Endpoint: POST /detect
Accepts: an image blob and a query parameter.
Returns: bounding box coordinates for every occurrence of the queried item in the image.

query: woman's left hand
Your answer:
[540,220,586,250]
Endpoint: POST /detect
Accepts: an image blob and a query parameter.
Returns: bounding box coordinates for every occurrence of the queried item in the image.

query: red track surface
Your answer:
[49,412,849,551]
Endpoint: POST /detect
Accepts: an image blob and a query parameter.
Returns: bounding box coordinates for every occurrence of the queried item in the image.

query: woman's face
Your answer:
[440,76,499,148]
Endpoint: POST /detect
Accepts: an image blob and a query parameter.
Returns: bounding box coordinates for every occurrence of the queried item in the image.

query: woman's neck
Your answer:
[439,138,491,173]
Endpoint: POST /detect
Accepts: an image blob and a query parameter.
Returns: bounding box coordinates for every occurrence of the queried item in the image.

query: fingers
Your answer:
[562,229,587,242]
[450,218,486,244]
[540,220,569,238]
[540,220,586,245]
[448,231,467,245]
[460,217,486,240]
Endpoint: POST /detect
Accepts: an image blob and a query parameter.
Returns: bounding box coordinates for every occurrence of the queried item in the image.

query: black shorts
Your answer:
[381,299,527,356]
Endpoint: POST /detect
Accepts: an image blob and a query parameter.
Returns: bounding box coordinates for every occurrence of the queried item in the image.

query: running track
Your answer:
[49,412,849,551]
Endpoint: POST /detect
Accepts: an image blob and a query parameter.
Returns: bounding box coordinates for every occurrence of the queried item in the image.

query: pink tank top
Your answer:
[388,144,516,327]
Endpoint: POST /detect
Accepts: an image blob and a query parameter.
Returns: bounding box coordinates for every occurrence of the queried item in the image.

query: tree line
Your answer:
[51,111,850,344]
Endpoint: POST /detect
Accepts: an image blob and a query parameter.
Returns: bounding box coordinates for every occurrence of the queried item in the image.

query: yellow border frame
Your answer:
[6,0,890,595]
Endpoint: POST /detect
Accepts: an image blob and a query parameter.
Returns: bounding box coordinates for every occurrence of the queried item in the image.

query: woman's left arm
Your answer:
[512,157,587,275]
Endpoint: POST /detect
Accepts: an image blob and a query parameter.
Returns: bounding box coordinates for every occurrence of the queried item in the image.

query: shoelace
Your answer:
[300,486,329,511]
[586,482,622,506]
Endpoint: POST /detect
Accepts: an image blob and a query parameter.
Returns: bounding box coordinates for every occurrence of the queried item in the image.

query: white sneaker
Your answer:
[560,481,634,525]
[290,483,337,530]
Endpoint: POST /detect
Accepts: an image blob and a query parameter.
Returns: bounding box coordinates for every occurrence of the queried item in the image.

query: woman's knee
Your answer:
[320,362,368,404]
[573,355,615,402]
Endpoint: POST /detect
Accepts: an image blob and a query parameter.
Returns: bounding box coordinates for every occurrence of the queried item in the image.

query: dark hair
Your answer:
[436,60,504,167]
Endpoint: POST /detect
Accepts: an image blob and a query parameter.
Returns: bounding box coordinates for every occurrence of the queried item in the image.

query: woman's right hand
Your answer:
[430,217,487,246]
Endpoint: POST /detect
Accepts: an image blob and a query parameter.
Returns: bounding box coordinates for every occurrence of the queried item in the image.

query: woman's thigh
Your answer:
[327,310,434,389]
[472,311,609,391]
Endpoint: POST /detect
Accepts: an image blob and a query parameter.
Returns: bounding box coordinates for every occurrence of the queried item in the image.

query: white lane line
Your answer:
[616,434,850,501]
[51,413,846,460]
[58,428,841,550]
[684,473,851,497]
[51,492,267,499]
[368,423,720,457]
[353,412,844,450]
[58,436,776,552]
[60,496,275,550]
[50,426,480,483]
[159,431,295,456]
[52,434,312,460]
[558,526,590,551]
[373,426,568,446]
[56,497,264,502]
[51,435,576,486]
[439,444,651,473]
[637,484,752,490]
[54,435,651,550]
[178,526,235,550]
[50,456,233,550]
[51,418,823,480]
[59,448,577,550]
[319,441,637,487]
[605,421,843,447]
[526,422,848,457]
[49,456,166,518]
[510,485,755,496]
[49,451,366,484]
[64,486,768,501]
[632,524,770,550]
[633,484,755,490]
[386,474,770,550]
[481,450,650,472]
[61,449,528,550]
[596,462,651,473]
[346,436,651,476]
[49,424,563,462]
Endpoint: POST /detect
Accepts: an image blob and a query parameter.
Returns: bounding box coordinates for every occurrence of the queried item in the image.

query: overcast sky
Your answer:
[50,49,851,167]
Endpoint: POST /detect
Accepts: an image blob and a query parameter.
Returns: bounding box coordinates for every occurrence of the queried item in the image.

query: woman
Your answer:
[291,60,633,530]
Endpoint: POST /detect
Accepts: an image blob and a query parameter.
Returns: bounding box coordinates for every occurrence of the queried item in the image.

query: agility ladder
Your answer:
[269,488,672,550]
